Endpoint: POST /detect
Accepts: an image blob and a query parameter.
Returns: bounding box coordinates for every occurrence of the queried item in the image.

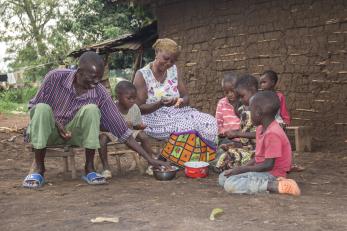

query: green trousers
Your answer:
[28,103,101,149]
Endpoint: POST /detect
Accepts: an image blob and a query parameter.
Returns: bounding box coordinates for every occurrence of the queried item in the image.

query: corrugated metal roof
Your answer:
[68,21,157,57]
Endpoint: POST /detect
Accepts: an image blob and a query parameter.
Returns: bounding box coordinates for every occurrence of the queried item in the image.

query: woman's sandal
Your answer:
[22,173,45,189]
[82,172,107,185]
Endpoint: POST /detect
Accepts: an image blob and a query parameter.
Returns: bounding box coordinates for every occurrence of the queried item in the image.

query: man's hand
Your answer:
[149,159,170,169]
[133,124,147,130]
[224,167,242,177]
[55,122,72,140]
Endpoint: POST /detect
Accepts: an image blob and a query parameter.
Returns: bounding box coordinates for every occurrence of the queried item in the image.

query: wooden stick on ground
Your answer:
[0,126,26,134]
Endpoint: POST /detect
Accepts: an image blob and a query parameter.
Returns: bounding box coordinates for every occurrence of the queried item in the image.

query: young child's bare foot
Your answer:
[290,164,305,172]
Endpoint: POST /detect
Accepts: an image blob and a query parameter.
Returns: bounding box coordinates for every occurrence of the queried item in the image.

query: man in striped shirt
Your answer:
[23,51,167,188]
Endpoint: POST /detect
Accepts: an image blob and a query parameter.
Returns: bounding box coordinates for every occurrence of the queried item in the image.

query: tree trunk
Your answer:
[23,0,47,57]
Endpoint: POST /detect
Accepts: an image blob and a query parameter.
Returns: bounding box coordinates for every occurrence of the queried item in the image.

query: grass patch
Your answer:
[0,87,37,113]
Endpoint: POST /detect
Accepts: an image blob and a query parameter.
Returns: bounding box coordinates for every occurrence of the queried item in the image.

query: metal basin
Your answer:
[153,166,179,181]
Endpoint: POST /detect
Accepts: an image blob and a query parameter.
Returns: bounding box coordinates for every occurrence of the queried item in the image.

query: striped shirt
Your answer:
[215,97,241,134]
[29,69,132,142]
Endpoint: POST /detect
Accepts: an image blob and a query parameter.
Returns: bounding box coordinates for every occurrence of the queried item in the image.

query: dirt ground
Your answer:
[0,113,347,231]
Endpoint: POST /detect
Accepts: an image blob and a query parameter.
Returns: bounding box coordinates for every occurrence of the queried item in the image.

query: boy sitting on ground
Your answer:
[218,91,301,195]
[99,81,158,178]
[260,70,304,172]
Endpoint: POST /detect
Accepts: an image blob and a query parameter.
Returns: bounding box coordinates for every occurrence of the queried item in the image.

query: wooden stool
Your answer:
[286,126,312,152]
[30,145,77,179]
[106,142,146,174]
[98,138,166,175]
[148,137,166,154]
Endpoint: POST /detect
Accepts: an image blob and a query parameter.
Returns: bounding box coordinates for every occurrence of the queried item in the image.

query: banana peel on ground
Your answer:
[91,217,119,223]
[209,208,224,221]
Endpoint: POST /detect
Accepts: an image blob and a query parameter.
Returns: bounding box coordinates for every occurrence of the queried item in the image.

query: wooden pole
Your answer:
[100,53,111,94]
[131,47,144,82]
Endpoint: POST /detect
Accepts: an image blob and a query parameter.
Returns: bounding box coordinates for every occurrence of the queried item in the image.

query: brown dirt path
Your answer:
[0,115,346,231]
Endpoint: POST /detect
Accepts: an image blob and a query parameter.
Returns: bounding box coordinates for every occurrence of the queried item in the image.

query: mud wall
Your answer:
[153,0,347,147]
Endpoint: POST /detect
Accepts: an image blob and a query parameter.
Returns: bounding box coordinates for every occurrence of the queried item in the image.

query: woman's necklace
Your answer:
[151,63,167,84]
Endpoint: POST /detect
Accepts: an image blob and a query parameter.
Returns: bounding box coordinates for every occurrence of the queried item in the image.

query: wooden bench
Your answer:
[96,137,166,175]
[106,142,145,174]
[29,145,77,179]
[29,138,166,178]
[286,126,312,152]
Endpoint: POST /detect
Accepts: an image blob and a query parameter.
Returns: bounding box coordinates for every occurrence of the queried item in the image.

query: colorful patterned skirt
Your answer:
[160,130,217,167]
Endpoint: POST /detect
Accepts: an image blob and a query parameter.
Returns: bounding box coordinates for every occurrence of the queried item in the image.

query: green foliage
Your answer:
[61,0,154,46]
[108,52,135,70]
[1,0,154,84]
[0,101,27,113]
[0,87,38,104]
[0,87,38,112]
[59,0,155,78]
[0,0,62,56]
[0,0,70,81]
[8,45,55,82]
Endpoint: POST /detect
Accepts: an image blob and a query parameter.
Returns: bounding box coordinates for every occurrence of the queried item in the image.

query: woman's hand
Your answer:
[174,98,184,108]
[160,97,178,107]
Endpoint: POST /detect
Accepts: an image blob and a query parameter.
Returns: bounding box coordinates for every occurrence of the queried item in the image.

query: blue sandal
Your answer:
[22,173,45,189]
[82,172,106,185]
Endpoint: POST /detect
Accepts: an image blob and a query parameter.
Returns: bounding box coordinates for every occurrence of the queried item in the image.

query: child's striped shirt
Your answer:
[215,97,240,134]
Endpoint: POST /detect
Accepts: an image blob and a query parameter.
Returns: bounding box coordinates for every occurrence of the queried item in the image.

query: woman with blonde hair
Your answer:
[133,38,217,145]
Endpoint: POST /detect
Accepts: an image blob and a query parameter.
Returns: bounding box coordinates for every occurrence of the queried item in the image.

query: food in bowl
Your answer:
[184,161,209,178]
[153,166,179,181]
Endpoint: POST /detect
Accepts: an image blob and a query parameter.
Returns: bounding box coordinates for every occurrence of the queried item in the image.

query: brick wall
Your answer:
[153,0,347,148]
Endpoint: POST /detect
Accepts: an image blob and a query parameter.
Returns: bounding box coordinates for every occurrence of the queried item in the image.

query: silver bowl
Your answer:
[153,166,179,181]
